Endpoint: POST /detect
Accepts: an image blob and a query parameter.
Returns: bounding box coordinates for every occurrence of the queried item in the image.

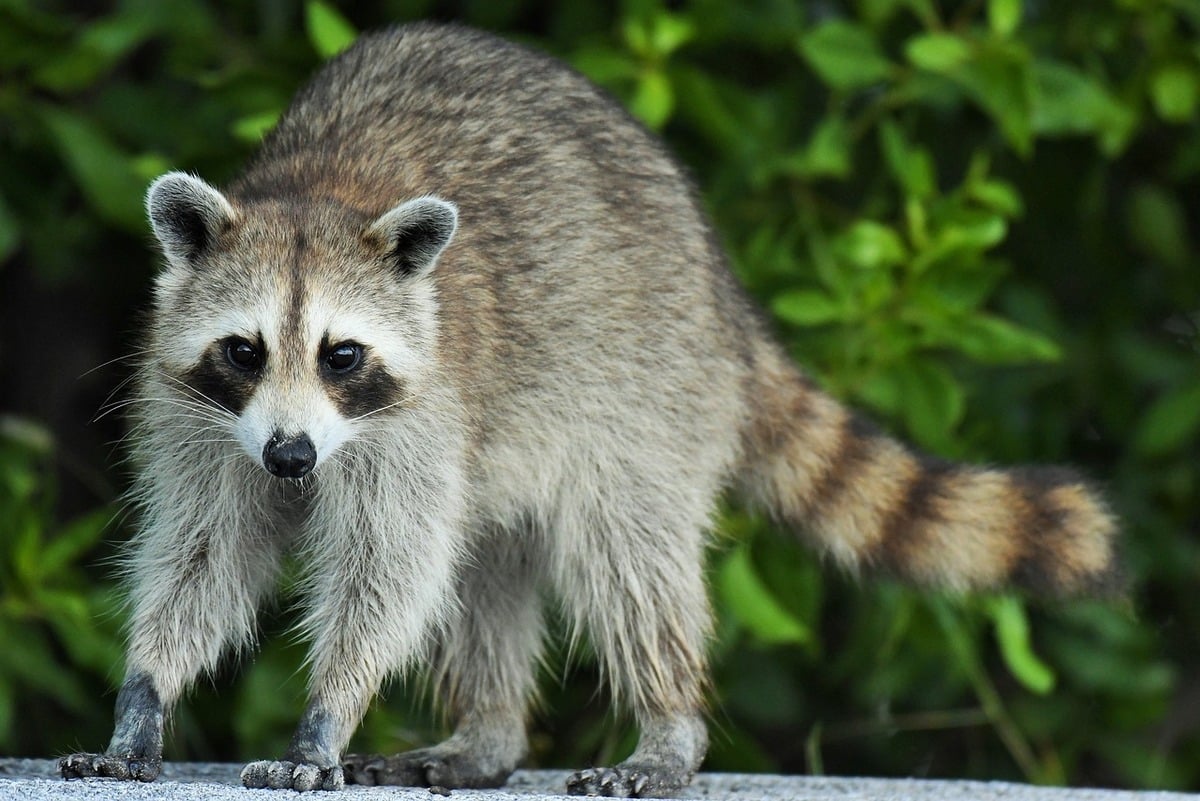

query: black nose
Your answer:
[262,433,316,478]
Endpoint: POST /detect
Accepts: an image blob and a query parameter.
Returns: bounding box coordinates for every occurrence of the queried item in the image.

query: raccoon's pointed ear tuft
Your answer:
[366,197,458,278]
[145,172,236,268]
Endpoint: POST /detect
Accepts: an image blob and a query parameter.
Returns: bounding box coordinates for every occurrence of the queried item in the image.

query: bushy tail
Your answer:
[739,345,1121,597]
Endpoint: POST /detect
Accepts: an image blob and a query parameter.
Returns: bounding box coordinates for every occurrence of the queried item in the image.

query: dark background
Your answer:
[2,0,1200,790]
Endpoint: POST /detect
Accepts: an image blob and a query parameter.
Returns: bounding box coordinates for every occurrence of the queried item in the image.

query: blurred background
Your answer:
[2,0,1199,790]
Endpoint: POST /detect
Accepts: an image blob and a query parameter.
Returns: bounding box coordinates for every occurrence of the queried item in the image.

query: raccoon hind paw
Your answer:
[567,765,684,798]
[343,746,513,789]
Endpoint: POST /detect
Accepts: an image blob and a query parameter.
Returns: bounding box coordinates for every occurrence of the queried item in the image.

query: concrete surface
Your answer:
[2,759,1198,801]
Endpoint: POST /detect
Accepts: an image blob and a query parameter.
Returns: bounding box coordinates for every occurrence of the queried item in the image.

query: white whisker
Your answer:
[79,350,150,380]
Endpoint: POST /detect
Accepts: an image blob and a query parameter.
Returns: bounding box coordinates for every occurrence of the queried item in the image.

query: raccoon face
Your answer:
[144,171,458,478]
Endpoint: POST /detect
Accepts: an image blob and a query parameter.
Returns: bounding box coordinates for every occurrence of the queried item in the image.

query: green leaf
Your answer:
[668,67,752,154]
[895,359,966,449]
[38,105,145,231]
[0,625,88,710]
[305,0,357,60]
[44,592,122,672]
[987,0,1022,37]
[798,21,892,90]
[231,109,282,143]
[968,178,1024,217]
[630,70,674,130]
[649,13,695,57]
[0,679,12,749]
[857,367,902,418]
[572,47,640,84]
[32,11,159,92]
[836,221,908,270]
[1127,184,1189,269]
[933,209,1008,253]
[956,44,1034,157]
[30,588,90,627]
[130,152,172,183]
[39,507,110,578]
[879,119,935,198]
[1032,60,1135,155]
[12,511,45,586]
[1133,379,1200,457]
[987,597,1056,695]
[1151,65,1200,124]
[912,205,1009,273]
[905,33,972,73]
[910,259,1006,315]
[625,12,697,60]
[621,16,651,58]
[950,314,1062,364]
[771,289,845,326]
[0,191,17,262]
[792,116,852,179]
[718,546,812,646]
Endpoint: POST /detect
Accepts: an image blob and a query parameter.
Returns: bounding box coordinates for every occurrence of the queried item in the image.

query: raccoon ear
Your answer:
[145,171,236,268]
[367,197,458,278]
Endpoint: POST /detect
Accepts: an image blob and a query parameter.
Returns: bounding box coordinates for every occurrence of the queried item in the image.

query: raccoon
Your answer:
[59,22,1120,798]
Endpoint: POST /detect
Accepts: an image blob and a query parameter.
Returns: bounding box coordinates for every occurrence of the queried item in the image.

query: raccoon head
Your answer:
[144,171,458,478]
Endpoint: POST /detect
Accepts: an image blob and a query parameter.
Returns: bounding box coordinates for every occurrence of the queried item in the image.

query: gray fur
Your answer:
[63,22,1120,798]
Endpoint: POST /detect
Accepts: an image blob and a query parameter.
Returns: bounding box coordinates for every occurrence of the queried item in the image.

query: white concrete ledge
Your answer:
[2,759,1197,800]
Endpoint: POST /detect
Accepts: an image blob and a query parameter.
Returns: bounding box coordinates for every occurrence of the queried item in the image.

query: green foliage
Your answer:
[3,0,1200,791]
[305,0,359,60]
[0,417,122,755]
[717,542,813,648]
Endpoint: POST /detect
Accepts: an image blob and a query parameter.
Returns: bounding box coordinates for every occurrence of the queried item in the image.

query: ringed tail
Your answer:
[740,344,1121,597]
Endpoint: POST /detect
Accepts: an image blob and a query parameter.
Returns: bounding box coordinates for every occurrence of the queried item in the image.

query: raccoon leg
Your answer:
[61,488,285,783]
[556,514,711,798]
[241,450,466,792]
[345,526,542,789]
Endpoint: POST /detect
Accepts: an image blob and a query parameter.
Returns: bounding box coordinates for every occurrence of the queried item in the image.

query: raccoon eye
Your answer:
[325,342,362,373]
[225,339,261,371]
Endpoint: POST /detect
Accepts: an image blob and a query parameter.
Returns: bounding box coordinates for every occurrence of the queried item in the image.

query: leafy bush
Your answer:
[2,0,1199,790]
[0,416,122,756]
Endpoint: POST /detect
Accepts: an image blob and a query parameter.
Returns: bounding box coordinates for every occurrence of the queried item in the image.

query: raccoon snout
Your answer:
[262,433,317,479]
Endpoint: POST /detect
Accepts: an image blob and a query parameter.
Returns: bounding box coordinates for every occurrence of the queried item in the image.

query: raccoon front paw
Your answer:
[343,746,512,789]
[59,752,161,782]
[240,759,344,791]
[567,765,687,798]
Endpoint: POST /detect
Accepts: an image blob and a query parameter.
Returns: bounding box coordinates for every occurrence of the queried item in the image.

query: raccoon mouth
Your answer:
[262,433,317,479]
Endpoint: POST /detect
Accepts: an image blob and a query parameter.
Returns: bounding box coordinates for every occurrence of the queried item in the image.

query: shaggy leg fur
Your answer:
[344,526,543,788]
[555,507,712,798]
[61,468,287,783]
[242,437,467,792]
